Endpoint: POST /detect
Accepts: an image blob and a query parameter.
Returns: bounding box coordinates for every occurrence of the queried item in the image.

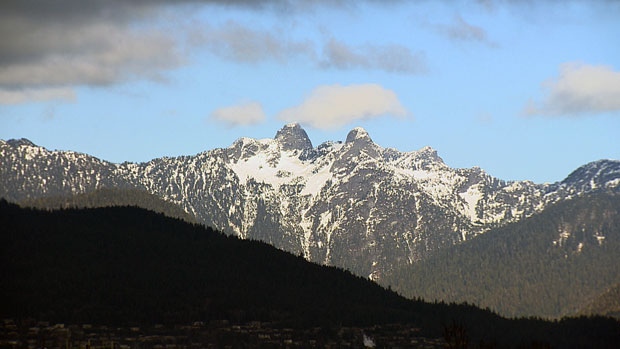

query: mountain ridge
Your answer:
[18,187,198,223]
[2,124,619,281]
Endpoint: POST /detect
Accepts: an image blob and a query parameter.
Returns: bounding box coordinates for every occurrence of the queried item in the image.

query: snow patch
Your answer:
[229,138,334,197]
[553,229,571,247]
[347,127,370,142]
[606,178,620,188]
[594,233,606,246]
[319,211,332,228]
[459,185,482,222]
[300,164,332,196]
[363,333,376,348]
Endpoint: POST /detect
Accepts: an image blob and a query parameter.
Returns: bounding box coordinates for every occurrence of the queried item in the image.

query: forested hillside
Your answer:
[18,188,196,223]
[383,193,620,319]
[0,201,462,328]
[578,283,620,319]
[2,200,619,347]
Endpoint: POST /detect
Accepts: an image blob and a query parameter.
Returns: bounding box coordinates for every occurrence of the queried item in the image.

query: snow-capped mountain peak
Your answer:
[559,159,620,192]
[6,138,36,148]
[345,127,372,144]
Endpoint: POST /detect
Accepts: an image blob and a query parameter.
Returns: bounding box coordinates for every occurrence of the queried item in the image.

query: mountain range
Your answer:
[2,124,620,318]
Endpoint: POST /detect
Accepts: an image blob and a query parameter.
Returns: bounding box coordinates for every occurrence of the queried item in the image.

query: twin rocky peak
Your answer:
[273,123,373,152]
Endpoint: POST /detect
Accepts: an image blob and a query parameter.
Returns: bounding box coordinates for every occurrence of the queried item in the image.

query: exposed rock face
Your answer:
[274,123,313,152]
[2,125,619,280]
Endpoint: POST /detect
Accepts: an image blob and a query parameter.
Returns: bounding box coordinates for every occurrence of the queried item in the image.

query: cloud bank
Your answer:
[0,0,430,105]
[192,21,315,64]
[210,101,266,126]
[0,1,430,104]
[321,38,427,74]
[0,25,180,88]
[0,1,187,104]
[0,88,76,105]
[526,63,620,116]
[278,84,409,130]
[194,22,427,74]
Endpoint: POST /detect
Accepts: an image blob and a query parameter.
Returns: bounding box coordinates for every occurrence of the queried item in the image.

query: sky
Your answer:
[1,0,619,183]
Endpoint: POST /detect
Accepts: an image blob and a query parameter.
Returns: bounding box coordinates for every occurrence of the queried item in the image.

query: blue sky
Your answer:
[1,0,619,183]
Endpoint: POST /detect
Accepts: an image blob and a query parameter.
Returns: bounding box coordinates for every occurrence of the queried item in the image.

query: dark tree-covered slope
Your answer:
[383,193,620,319]
[18,187,197,223]
[1,201,619,347]
[578,283,620,319]
[0,200,410,327]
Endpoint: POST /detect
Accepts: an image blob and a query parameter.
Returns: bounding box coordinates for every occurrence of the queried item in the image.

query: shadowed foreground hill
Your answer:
[18,187,197,223]
[1,201,619,347]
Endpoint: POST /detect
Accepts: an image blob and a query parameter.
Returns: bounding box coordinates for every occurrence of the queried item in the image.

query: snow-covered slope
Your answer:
[2,123,619,280]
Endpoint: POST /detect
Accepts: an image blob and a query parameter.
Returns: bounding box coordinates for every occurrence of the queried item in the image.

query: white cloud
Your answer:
[526,63,620,116]
[210,101,266,126]
[278,84,410,130]
[0,87,76,105]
